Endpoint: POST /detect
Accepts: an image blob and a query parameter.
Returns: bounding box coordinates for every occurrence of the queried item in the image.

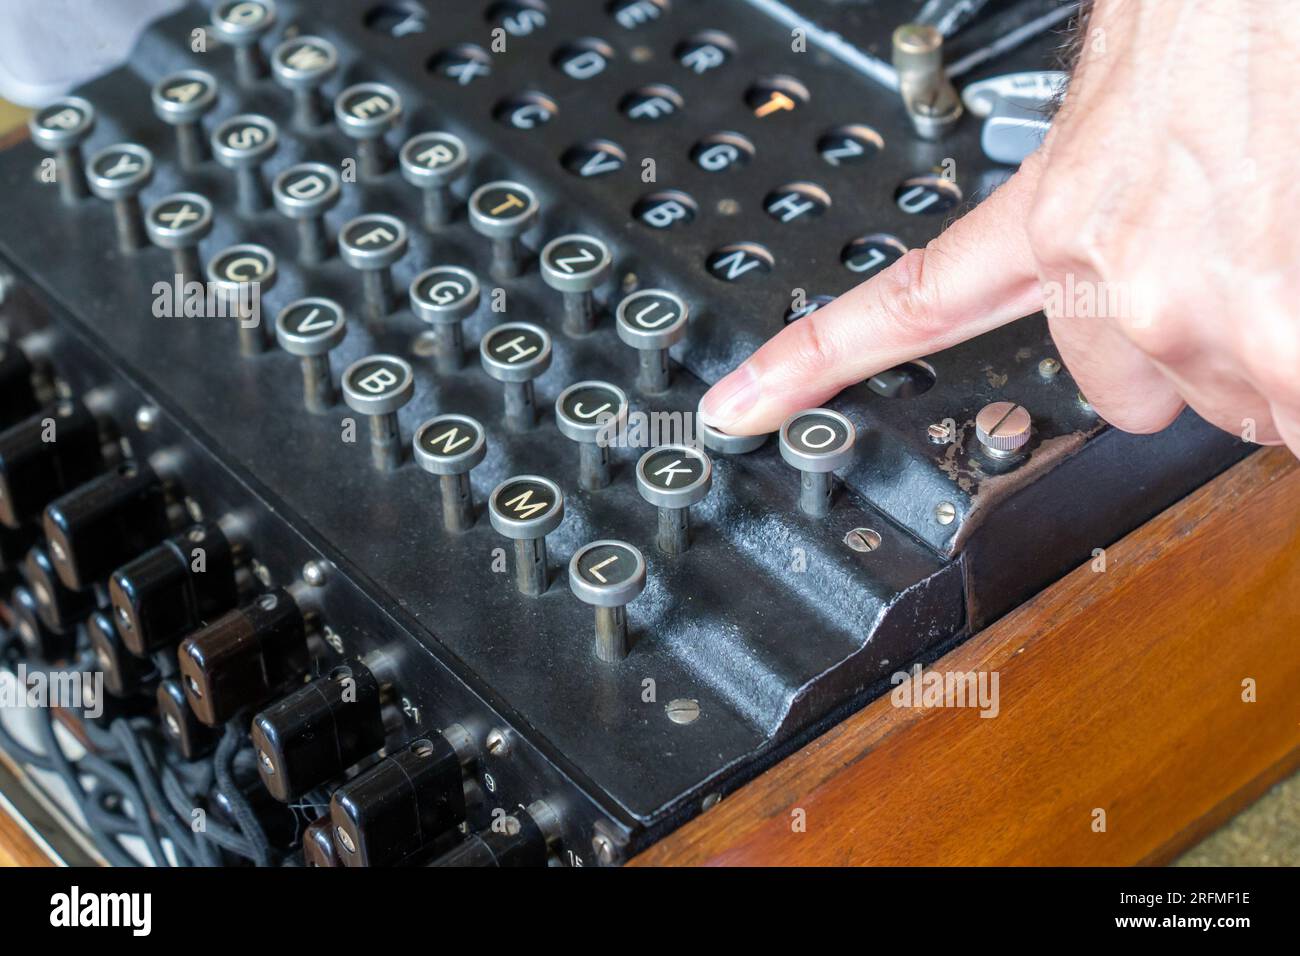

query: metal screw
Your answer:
[410,330,439,357]
[717,198,740,216]
[844,528,882,553]
[701,793,721,811]
[302,560,328,587]
[335,826,356,854]
[916,95,942,117]
[486,728,510,756]
[592,833,617,865]
[666,698,701,725]
[935,501,957,525]
[895,22,941,55]
[1038,357,1061,379]
[1077,390,1094,412]
[927,421,952,444]
[135,405,160,432]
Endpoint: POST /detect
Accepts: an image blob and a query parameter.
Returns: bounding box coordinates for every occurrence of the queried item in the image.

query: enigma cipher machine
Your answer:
[0,0,1249,867]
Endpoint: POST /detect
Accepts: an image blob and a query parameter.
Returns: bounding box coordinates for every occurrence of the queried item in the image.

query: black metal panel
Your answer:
[0,0,1253,862]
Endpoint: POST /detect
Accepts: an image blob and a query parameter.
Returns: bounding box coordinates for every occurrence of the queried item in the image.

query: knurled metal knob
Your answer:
[974,401,1032,457]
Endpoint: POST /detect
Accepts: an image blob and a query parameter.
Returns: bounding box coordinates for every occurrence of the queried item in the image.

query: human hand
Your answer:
[0,0,184,106]
[699,0,1300,458]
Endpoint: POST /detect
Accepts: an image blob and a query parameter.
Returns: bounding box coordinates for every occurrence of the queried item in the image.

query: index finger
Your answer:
[698,162,1046,436]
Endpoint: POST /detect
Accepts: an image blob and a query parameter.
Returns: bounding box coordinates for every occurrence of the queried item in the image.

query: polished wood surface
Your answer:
[0,798,53,867]
[0,102,30,150]
[634,448,1300,866]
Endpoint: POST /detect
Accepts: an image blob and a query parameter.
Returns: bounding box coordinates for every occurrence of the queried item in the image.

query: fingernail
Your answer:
[700,364,760,430]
